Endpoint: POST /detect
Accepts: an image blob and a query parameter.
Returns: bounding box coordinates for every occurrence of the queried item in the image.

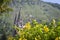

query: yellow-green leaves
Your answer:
[23,22,31,29]
[43,25,49,32]
[4,19,60,40]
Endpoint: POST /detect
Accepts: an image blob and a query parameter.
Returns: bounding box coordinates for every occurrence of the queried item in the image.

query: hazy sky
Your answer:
[42,0,60,4]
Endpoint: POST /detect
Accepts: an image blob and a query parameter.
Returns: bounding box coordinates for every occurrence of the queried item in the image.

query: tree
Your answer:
[0,0,14,39]
[0,0,12,14]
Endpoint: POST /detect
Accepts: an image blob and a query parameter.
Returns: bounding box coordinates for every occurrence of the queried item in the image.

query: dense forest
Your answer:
[0,0,60,40]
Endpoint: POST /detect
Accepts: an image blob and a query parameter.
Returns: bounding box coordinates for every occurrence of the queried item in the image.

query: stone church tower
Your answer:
[14,7,23,28]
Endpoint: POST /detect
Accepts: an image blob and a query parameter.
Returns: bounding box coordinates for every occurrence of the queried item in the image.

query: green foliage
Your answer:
[0,0,12,14]
[0,18,60,40]
[0,0,60,40]
[10,19,60,40]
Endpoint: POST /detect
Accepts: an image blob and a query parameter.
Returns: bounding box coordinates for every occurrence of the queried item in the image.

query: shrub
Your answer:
[12,19,60,40]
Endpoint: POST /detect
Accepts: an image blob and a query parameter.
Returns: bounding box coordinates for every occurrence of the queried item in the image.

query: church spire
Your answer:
[14,7,23,28]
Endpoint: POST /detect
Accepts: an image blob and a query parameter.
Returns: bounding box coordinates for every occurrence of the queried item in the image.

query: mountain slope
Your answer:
[9,0,60,24]
[46,2,60,9]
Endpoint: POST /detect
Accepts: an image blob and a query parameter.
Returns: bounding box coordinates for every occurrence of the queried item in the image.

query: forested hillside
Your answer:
[9,0,60,24]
